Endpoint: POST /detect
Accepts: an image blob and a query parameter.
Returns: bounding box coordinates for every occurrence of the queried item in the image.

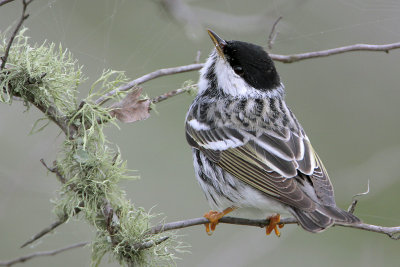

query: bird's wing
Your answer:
[186,115,336,211]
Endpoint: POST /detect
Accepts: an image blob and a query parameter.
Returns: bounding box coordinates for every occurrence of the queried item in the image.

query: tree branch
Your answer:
[29,99,77,137]
[149,216,293,235]
[267,16,282,50]
[93,40,400,106]
[1,0,33,70]
[40,159,66,184]
[149,183,400,240]
[347,180,370,214]
[0,242,88,266]
[94,63,204,105]
[0,0,17,7]
[149,216,400,240]
[269,42,400,63]
[151,85,195,105]
[20,219,67,249]
[20,160,84,248]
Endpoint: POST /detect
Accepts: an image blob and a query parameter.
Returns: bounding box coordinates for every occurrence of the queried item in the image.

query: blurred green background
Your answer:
[1,0,400,266]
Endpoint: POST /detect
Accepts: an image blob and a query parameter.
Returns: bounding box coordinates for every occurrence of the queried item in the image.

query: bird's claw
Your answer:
[203,207,236,235]
[266,214,284,237]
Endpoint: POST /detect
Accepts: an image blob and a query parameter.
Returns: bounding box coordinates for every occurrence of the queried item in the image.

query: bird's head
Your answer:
[198,29,284,99]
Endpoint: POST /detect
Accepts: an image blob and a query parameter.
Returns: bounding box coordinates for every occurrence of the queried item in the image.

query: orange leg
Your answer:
[265,214,284,237]
[203,207,236,235]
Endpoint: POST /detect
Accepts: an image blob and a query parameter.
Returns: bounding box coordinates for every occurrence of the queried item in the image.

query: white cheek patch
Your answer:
[213,56,285,98]
[214,58,250,96]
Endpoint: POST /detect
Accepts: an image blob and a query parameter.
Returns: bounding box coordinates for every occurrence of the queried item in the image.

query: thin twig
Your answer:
[20,219,67,248]
[23,158,81,248]
[270,42,400,63]
[336,221,400,240]
[40,159,66,184]
[21,202,83,248]
[151,85,194,105]
[94,63,203,105]
[0,0,16,7]
[1,0,33,70]
[0,242,88,266]
[21,157,83,249]
[149,216,400,240]
[348,180,370,214]
[268,16,282,50]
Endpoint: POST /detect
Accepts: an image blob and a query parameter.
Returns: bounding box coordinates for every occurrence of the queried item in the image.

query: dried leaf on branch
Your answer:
[109,87,151,123]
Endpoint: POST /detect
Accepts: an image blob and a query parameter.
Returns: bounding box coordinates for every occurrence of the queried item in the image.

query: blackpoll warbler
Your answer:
[185,30,360,235]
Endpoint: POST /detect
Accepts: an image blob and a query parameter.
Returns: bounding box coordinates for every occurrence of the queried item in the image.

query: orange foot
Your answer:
[203,207,236,236]
[266,214,284,237]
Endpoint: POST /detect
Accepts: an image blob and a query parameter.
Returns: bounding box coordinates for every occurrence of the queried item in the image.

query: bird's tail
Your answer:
[290,205,361,233]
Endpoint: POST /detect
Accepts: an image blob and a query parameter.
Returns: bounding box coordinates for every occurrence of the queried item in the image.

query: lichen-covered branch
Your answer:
[1,30,179,265]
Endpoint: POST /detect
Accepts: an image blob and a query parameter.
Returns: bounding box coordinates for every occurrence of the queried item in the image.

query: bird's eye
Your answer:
[233,66,244,76]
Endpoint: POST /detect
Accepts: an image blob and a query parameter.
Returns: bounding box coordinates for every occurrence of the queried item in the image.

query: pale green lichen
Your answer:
[0,28,82,114]
[1,29,183,266]
[181,80,198,96]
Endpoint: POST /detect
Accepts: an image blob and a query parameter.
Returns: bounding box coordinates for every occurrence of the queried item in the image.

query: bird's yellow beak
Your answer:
[207,29,227,59]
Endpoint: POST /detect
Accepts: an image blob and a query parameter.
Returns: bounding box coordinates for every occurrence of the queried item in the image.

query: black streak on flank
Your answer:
[269,98,278,124]
[191,103,198,118]
[195,150,215,189]
[254,99,264,116]
[279,100,289,126]
[203,59,228,99]
[269,98,279,117]
[237,99,247,111]
[204,61,219,97]
[199,102,209,122]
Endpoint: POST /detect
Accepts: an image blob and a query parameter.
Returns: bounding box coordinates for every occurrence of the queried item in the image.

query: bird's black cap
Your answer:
[223,40,281,91]
[207,29,281,91]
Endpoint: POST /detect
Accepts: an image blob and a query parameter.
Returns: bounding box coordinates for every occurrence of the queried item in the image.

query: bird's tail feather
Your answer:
[291,206,361,233]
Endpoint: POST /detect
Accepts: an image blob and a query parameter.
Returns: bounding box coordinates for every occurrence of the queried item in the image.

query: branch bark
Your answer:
[151,85,194,105]
[0,242,88,267]
[94,63,204,105]
[267,16,282,50]
[270,42,400,63]
[1,0,33,70]
[149,216,400,240]
[0,0,17,7]
[20,219,67,249]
